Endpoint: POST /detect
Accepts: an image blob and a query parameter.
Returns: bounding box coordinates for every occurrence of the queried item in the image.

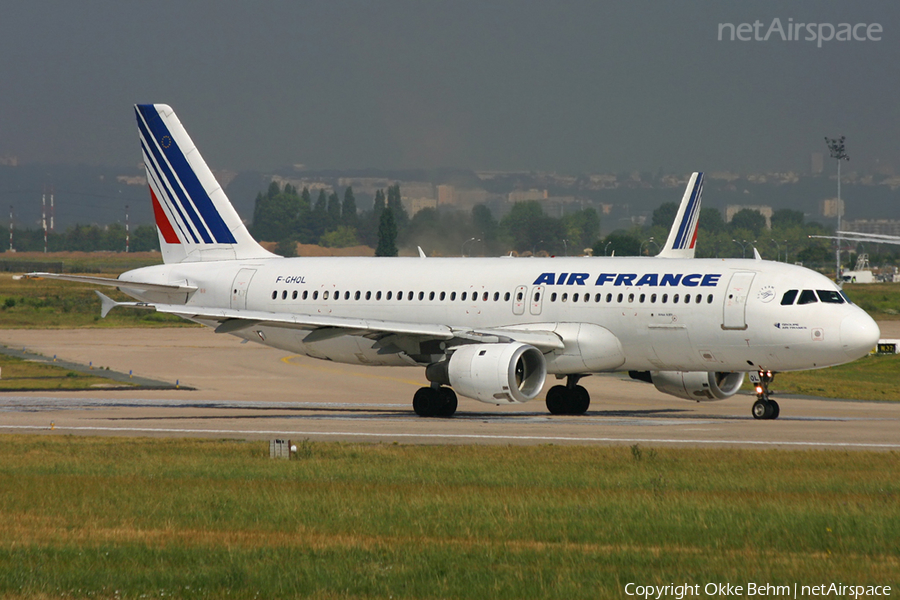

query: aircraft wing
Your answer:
[96,293,565,352]
[26,272,197,294]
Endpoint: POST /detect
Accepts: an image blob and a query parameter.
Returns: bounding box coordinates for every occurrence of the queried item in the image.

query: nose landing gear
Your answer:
[750,370,779,420]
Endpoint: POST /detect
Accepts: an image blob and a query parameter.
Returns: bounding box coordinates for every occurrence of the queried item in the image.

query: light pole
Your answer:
[532,240,544,256]
[640,237,657,256]
[562,239,568,256]
[732,238,755,259]
[826,135,849,282]
[604,241,613,256]
[462,237,478,257]
[770,239,781,262]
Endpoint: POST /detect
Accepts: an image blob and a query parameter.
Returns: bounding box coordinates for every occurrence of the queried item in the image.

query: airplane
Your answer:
[29,104,881,420]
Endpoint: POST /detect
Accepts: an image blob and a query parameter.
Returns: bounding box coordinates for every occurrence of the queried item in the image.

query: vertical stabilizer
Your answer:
[135,104,276,264]
[657,172,703,259]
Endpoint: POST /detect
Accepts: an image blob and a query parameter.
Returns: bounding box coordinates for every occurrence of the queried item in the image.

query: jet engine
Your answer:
[426,343,546,404]
[630,371,745,401]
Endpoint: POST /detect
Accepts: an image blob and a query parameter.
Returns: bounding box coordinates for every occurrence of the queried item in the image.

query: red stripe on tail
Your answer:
[150,186,181,244]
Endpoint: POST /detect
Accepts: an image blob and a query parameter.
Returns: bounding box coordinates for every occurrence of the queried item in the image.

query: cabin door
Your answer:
[230,268,257,310]
[722,272,755,330]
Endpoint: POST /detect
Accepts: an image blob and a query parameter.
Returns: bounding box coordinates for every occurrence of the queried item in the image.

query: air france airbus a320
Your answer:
[31,105,880,420]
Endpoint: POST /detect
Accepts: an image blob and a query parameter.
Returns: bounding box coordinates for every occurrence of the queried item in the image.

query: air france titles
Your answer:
[533,272,722,287]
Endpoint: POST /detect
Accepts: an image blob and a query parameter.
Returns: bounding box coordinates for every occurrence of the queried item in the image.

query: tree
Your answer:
[698,207,725,233]
[312,189,328,238]
[729,209,767,236]
[772,208,804,229]
[471,204,498,243]
[342,187,358,229]
[652,202,679,229]
[320,225,359,248]
[375,208,398,257]
[327,191,342,229]
[593,231,641,256]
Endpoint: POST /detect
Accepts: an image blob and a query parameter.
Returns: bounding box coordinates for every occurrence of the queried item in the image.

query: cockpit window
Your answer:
[797,289,818,305]
[840,290,854,305]
[780,290,798,305]
[816,290,845,304]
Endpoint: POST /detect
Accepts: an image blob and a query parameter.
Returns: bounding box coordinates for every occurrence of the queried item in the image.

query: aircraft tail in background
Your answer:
[135,104,275,264]
[657,172,703,259]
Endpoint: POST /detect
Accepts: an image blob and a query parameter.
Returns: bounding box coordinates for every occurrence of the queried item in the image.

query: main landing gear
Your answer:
[546,375,591,415]
[750,370,780,420]
[413,385,458,417]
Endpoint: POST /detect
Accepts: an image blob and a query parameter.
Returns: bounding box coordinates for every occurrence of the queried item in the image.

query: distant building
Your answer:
[844,219,900,237]
[821,198,844,218]
[811,152,824,175]
[437,184,455,206]
[725,205,773,229]
[402,197,438,216]
[508,189,547,202]
[0,155,17,167]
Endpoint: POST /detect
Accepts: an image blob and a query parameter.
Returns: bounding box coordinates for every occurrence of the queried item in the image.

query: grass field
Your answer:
[0,353,133,391]
[0,436,897,599]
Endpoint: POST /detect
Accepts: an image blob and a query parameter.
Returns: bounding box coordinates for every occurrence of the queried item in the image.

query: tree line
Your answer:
[3,223,159,253]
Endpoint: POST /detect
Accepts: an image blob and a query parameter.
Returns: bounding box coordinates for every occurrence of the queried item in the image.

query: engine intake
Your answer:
[427,343,546,404]
[630,370,745,401]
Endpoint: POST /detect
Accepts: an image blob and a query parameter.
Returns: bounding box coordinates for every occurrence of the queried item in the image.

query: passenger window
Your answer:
[573,293,579,302]
[430,292,435,301]
[453,292,459,301]
[281,290,287,300]
[355,291,361,300]
[685,294,690,304]
[271,291,277,300]
[292,290,298,300]
[707,294,713,304]
[817,290,844,304]
[606,293,613,303]
[617,293,623,302]
[483,292,489,301]
[551,293,558,302]
[493,292,499,301]
[662,294,668,303]
[365,291,372,300]
[535,292,541,301]
[440,292,446,301]
[595,293,602,302]
[673,294,679,303]
[408,291,414,301]
[418,292,424,301]
[323,291,330,300]
[562,293,568,302]
[375,291,381,300]
[505,292,511,301]
[313,291,319,300]
[387,291,393,300]
[781,290,798,305]
[627,293,634,303]
[303,291,309,300]
[696,294,702,303]
[651,293,657,303]
[461,292,467,301]
[639,294,645,303]
[797,289,818,305]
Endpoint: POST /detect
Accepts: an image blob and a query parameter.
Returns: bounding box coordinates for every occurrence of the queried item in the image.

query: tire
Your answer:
[768,399,780,419]
[413,387,439,417]
[570,385,590,415]
[546,385,569,415]
[437,387,458,417]
[752,399,769,420]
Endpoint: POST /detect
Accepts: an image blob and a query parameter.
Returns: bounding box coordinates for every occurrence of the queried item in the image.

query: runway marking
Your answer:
[2,425,899,449]
[280,355,424,387]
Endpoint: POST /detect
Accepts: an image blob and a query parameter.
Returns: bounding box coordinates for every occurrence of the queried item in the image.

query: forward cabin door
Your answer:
[722,272,755,330]
[231,268,257,310]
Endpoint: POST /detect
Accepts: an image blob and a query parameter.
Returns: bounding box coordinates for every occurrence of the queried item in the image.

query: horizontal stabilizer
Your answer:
[27,272,196,294]
[94,291,152,318]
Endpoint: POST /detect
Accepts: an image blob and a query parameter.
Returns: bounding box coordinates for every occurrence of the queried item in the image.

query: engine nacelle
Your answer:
[427,343,547,404]
[631,371,745,401]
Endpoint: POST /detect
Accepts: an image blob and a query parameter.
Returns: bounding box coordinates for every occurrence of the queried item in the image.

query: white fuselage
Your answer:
[120,255,879,374]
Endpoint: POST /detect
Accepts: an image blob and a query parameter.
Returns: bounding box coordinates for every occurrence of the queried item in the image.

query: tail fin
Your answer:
[135,104,275,264]
[657,172,703,259]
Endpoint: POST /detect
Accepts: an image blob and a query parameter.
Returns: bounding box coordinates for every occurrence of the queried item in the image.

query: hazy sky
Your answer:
[1,1,898,174]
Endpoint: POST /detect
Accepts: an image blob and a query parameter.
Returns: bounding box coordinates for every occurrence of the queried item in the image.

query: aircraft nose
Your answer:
[840,312,880,359]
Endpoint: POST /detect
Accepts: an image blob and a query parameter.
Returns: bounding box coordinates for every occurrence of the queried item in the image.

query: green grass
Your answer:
[0,436,897,599]
[0,354,133,391]
[0,273,195,328]
[843,282,900,319]
[772,354,900,401]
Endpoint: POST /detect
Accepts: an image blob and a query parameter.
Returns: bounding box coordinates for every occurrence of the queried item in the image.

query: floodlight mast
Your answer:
[825,136,849,283]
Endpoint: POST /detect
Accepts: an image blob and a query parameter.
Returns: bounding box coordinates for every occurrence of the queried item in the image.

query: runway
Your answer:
[1,327,899,449]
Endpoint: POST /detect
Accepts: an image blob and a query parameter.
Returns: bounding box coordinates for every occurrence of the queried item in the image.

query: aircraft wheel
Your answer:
[413,387,440,417]
[570,385,591,415]
[546,385,569,415]
[437,387,458,417]
[768,399,780,420]
[752,399,769,420]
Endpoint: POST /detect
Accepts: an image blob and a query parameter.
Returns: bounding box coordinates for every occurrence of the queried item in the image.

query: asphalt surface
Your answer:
[1,327,899,449]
